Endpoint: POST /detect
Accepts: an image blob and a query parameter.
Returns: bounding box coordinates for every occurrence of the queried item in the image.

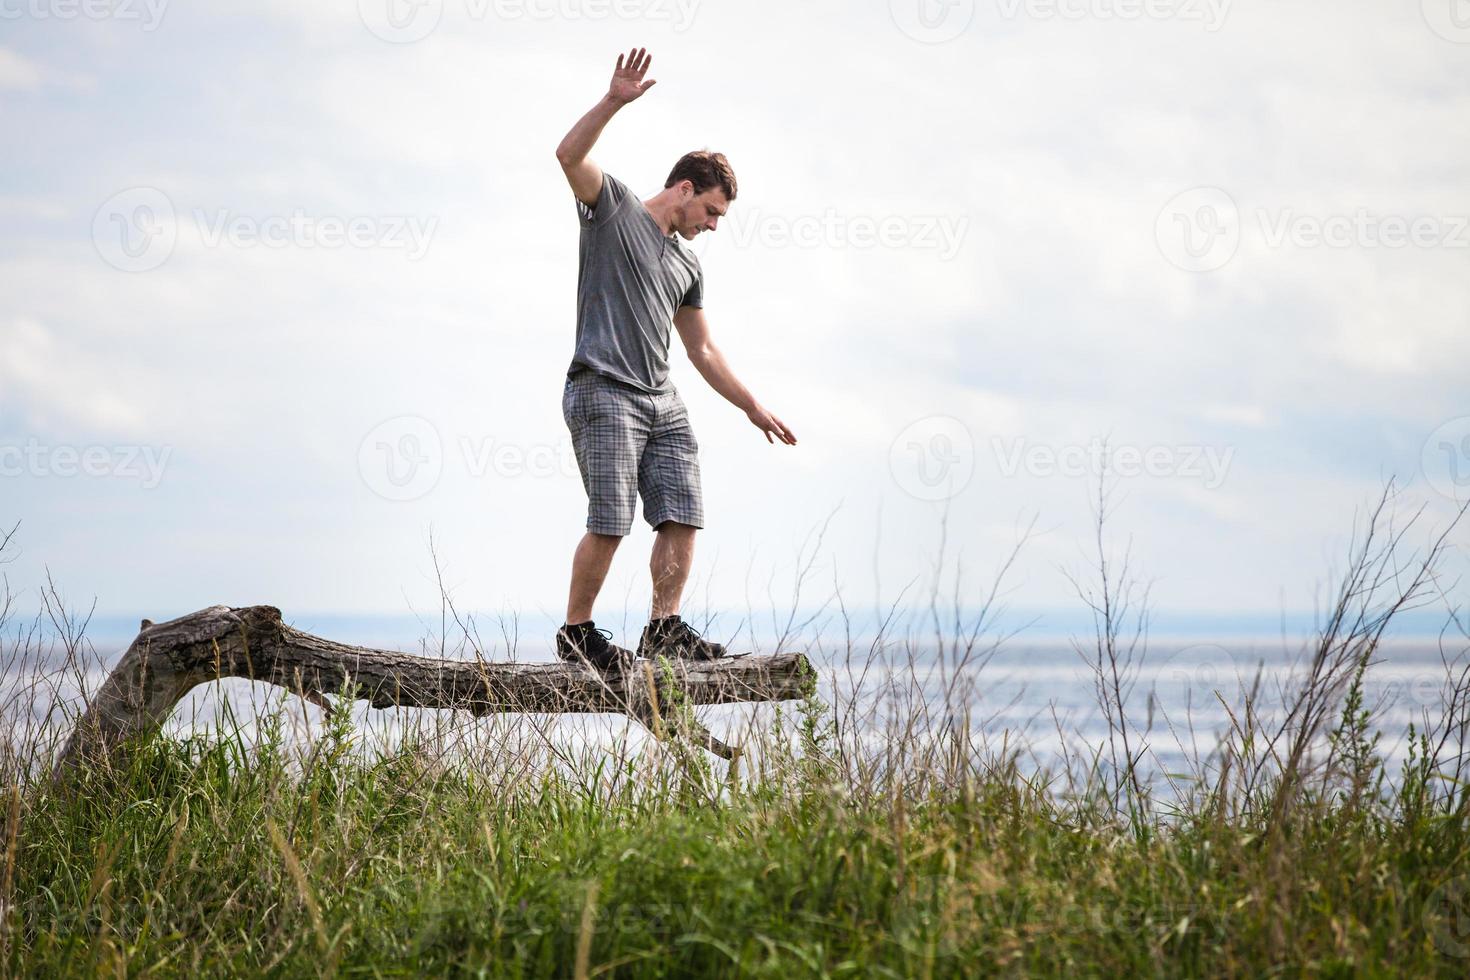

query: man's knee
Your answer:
[653,520,697,535]
[579,529,626,557]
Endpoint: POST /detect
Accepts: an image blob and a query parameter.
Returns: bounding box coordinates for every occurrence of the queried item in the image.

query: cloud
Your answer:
[0,318,151,437]
[0,4,1466,619]
[0,48,41,90]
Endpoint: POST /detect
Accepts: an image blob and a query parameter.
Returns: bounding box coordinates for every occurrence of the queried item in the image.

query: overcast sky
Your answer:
[2,0,1467,642]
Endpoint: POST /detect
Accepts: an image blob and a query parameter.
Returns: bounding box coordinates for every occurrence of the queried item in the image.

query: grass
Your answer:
[5,698,1467,977]
[1,484,1468,977]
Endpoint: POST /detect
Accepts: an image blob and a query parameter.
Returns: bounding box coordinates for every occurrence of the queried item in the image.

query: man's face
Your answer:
[674,182,730,240]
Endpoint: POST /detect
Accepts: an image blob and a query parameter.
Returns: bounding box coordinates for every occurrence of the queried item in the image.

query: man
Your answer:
[554,47,797,670]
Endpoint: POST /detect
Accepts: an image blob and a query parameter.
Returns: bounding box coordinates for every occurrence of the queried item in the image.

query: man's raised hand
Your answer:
[556,48,655,206]
[608,47,656,105]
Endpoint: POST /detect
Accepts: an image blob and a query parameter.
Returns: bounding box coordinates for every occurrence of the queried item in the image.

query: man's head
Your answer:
[663,150,736,241]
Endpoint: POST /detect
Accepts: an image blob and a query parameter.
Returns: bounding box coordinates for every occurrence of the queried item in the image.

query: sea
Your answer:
[7,606,1466,798]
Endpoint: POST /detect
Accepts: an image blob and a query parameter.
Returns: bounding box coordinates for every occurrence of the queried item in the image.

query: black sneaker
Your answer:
[555,621,634,671]
[638,615,726,661]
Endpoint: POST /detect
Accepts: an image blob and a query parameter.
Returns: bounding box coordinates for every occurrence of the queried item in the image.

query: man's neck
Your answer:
[639,189,679,237]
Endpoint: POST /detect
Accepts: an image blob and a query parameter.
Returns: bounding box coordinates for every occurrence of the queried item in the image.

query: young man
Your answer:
[554,47,797,670]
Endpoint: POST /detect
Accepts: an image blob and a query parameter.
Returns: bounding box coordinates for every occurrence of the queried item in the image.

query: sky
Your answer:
[1,0,1468,647]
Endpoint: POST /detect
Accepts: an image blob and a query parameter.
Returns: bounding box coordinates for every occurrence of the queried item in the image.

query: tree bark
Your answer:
[54,605,815,775]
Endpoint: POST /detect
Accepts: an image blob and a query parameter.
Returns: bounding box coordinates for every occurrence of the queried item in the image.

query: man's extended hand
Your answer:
[609,47,657,105]
[748,406,797,446]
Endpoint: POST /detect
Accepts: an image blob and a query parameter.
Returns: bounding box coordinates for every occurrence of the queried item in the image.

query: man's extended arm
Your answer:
[555,48,657,207]
[674,306,798,446]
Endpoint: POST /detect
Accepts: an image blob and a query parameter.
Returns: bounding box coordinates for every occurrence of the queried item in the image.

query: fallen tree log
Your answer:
[54,605,815,775]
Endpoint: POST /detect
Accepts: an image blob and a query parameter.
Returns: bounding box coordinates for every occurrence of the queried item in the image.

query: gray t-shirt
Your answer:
[566,172,704,394]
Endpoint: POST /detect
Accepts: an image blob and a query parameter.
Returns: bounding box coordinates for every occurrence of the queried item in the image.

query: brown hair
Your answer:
[665,150,737,202]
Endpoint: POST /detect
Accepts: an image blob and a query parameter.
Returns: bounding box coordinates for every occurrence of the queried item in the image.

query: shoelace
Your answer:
[660,618,715,651]
[563,625,614,651]
[561,625,633,676]
[584,627,631,669]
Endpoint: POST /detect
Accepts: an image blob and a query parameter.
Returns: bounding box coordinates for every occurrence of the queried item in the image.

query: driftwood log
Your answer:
[54,605,815,775]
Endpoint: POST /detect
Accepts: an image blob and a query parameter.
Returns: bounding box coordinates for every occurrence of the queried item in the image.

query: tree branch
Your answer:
[54,604,815,774]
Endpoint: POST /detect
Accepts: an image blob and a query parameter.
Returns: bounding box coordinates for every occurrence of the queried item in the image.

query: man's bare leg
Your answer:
[650,521,696,619]
[566,531,623,623]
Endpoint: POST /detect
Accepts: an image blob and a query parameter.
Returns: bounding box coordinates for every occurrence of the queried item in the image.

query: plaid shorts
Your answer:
[562,370,705,536]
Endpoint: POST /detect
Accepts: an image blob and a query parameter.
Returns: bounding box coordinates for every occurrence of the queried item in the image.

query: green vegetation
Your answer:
[2,680,1467,978]
[2,488,1467,977]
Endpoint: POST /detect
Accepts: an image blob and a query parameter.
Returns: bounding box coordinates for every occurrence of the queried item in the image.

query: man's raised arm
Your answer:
[555,47,658,208]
